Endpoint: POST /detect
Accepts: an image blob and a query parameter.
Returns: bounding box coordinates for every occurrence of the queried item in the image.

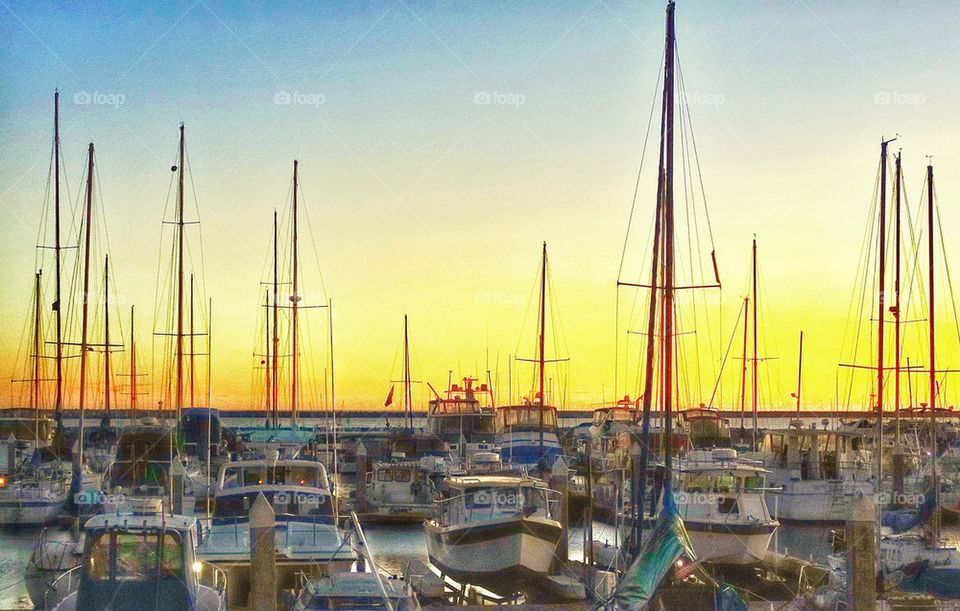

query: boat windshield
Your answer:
[78,529,191,609]
[213,490,334,523]
[496,405,558,430]
[223,464,323,488]
[85,530,184,581]
[682,471,765,494]
[438,485,559,525]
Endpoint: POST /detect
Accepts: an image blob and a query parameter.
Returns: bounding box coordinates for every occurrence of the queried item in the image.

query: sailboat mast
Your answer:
[176,124,185,422]
[77,142,95,468]
[53,91,64,425]
[404,315,412,429]
[538,242,547,451]
[894,152,902,443]
[291,160,300,423]
[264,289,271,422]
[190,273,195,408]
[926,159,940,541]
[103,256,111,423]
[130,306,137,410]
[272,210,279,428]
[751,238,759,448]
[796,330,804,414]
[877,139,892,414]
[662,0,677,480]
[739,297,749,428]
[32,271,42,411]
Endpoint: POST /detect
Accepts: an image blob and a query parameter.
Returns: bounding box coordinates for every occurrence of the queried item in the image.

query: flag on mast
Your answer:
[384,384,395,407]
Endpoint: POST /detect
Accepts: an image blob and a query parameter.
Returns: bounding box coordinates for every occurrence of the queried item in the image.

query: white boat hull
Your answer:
[684,522,776,565]
[425,516,561,595]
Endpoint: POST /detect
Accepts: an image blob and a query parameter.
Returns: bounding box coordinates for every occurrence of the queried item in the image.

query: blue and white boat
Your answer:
[196,457,356,607]
[496,402,562,468]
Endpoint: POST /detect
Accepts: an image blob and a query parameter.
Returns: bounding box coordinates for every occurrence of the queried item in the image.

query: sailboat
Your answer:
[238,166,328,459]
[496,242,565,470]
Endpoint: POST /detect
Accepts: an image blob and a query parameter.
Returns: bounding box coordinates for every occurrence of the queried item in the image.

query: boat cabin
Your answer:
[495,403,558,433]
[213,459,334,525]
[54,505,225,611]
[435,475,561,527]
[106,425,176,495]
[681,407,732,449]
[758,428,872,481]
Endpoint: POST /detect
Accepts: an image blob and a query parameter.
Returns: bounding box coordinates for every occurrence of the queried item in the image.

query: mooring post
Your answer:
[550,456,569,565]
[355,441,368,514]
[170,456,184,515]
[250,491,277,611]
[846,492,875,611]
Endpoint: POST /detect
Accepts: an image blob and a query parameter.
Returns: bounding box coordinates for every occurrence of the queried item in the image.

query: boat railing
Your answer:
[196,560,227,593]
[46,565,81,608]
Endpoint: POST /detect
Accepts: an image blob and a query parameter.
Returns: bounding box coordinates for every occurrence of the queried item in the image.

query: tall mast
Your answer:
[631,3,671,556]
[32,271,42,412]
[130,306,137,410]
[538,241,547,452]
[189,273,195,408]
[876,138,893,414]
[404,315,413,429]
[264,289,271,424]
[291,160,300,423]
[103,256,111,426]
[272,210,279,428]
[751,238,759,448]
[739,297,749,429]
[926,159,940,541]
[77,142,95,469]
[176,124,185,422]
[894,152,902,444]
[662,0,676,481]
[53,91,64,427]
[795,330,804,415]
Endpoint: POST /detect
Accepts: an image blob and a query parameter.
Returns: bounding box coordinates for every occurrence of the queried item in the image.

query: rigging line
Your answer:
[298,184,331,304]
[840,162,881,409]
[185,148,209,318]
[674,43,717,253]
[616,43,665,285]
[934,196,960,357]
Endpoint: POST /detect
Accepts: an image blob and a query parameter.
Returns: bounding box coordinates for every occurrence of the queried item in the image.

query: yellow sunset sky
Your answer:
[2,1,960,412]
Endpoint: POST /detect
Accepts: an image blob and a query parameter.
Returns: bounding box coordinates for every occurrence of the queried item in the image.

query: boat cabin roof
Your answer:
[84,511,197,533]
[445,474,548,490]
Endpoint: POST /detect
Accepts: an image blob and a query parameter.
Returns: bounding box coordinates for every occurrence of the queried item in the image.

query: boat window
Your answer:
[743,474,764,491]
[214,490,333,521]
[684,474,711,493]
[714,473,736,493]
[377,469,411,483]
[717,498,739,514]
[85,531,184,581]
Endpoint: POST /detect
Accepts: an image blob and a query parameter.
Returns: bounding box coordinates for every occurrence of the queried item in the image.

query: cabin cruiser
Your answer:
[48,498,227,610]
[748,425,875,523]
[677,448,778,565]
[682,407,732,450]
[196,457,356,607]
[496,402,562,469]
[364,455,447,523]
[587,400,641,517]
[425,474,563,597]
[426,377,497,464]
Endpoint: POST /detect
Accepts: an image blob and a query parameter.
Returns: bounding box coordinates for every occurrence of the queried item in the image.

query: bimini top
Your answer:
[444,474,550,490]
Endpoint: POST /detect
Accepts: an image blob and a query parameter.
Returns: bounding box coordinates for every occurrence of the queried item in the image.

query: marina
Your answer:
[4,0,960,609]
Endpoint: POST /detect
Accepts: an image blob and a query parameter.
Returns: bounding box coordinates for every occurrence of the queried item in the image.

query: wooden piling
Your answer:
[250,491,277,611]
[355,441,368,514]
[846,492,875,611]
[170,456,184,515]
